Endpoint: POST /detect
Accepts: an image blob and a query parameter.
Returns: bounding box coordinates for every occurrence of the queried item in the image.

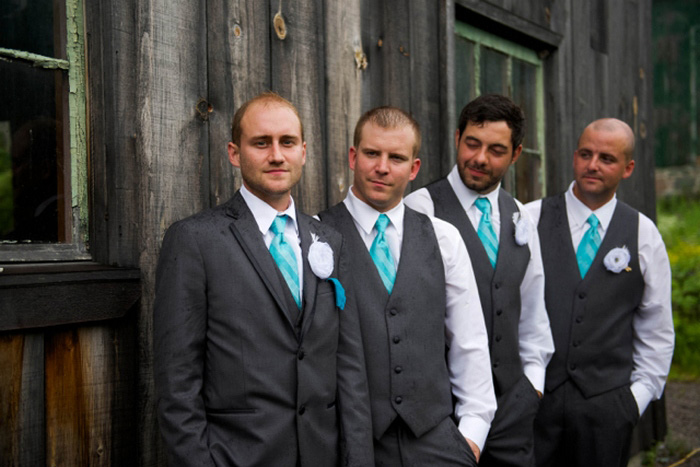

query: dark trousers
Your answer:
[480,374,541,467]
[374,416,477,467]
[534,380,640,467]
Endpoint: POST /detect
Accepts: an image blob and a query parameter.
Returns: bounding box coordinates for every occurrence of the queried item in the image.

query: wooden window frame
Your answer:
[0,0,90,263]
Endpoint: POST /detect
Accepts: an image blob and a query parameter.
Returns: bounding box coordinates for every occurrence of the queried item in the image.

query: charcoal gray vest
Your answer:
[538,195,644,397]
[319,203,452,439]
[427,179,530,395]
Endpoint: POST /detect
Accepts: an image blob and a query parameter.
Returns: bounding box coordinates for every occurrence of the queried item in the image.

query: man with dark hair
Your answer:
[524,118,674,467]
[406,94,554,466]
[154,92,373,466]
[319,106,496,466]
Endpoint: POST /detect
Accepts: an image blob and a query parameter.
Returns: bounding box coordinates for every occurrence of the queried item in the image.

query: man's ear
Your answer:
[228,142,240,168]
[622,159,635,179]
[348,146,357,171]
[511,144,523,165]
[408,157,422,181]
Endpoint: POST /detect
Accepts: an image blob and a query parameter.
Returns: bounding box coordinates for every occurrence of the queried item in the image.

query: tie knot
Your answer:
[270,215,288,235]
[475,197,491,214]
[374,214,390,233]
[587,214,599,229]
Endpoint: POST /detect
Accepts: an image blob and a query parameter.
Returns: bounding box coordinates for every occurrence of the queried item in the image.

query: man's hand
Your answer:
[466,437,480,462]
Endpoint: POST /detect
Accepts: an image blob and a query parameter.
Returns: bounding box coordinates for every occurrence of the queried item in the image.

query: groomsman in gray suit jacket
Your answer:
[154,92,374,467]
[319,107,496,467]
[524,118,674,467]
[406,94,554,467]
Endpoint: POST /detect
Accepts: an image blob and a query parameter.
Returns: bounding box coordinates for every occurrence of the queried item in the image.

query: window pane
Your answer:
[480,47,508,95]
[0,59,66,243]
[512,58,538,150]
[0,0,57,58]
[455,35,475,120]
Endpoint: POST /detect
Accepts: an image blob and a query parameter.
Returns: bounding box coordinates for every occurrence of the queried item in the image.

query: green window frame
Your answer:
[0,0,89,263]
[455,21,546,202]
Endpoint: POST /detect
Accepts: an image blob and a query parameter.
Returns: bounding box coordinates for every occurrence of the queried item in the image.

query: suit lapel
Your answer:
[298,214,319,342]
[226,192,298,332]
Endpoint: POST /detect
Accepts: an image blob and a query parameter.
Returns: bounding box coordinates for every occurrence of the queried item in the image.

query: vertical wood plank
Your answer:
[360,0,386,110]
[381,0,411,108]
[207,0,271,207]
[135,1,210,465]
[270,0,327,214]
[439,0,457,176]
[324,0,363,205]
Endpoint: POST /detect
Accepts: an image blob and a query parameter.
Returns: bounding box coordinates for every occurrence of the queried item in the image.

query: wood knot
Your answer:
[354,47,368,70]
[274,12,287,40]
[399,45,409,57]
[196,98,213,121]
[377,38,383,48]
[233,24,242,37]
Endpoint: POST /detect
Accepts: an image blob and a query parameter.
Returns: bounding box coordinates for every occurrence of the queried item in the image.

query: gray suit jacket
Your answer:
[154,191,373,467]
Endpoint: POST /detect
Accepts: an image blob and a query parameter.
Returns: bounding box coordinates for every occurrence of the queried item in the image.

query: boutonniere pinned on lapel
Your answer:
[512,212,532,246]
[603,246,632,273]
[308,233,346,310]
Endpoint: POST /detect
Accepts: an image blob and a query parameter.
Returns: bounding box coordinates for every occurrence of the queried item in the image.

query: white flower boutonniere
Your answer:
[512,212,532,246]
[308,233,334,279]
[603,246,632,273]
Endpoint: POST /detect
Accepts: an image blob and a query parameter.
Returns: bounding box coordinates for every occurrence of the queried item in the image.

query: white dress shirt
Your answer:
[405,166,555,393]
[343,188,497,450]
[524,182,674,415]
[240,185,304,296]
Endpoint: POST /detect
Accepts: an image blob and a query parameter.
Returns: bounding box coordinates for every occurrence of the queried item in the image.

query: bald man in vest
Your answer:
[524,118,674,467]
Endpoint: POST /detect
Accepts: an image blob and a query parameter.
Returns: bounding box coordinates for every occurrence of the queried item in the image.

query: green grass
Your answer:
[657,196,700,381]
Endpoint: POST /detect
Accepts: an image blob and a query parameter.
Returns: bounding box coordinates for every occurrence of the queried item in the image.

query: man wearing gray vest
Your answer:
[405,94,554,467]
[318,106,496,466]
[524,118,674,467]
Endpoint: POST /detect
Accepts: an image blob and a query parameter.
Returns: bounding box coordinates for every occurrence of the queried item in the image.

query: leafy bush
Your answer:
[657,197,700,380]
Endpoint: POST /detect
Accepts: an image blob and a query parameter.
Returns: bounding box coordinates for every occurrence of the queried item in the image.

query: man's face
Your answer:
[572,126,634,209]
[349,122,421,212]
[455,120,521,194]
[228,102,306,211]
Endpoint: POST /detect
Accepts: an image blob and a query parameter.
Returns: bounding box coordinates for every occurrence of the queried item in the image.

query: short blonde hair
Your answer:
[353,106,421,158]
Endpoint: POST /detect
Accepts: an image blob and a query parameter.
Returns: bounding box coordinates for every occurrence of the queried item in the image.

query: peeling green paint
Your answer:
[66,0,89,243]
[0,48,70,70]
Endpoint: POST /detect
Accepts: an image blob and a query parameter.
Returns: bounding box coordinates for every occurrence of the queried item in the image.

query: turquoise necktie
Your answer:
[370,214,396,294]
[576,214,601,278]
[475,197,499,268]
[269,215,301,309]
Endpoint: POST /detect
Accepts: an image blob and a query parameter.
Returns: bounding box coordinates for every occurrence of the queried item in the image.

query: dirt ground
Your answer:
[652,380,700,466]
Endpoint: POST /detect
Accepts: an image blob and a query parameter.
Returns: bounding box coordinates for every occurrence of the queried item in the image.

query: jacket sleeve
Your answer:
[335,236,375,466]
[153,221,216,467]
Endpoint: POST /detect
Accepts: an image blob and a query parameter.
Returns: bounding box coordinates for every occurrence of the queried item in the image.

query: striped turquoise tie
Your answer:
[576,214,601,278]
[269,215,301,309]
[370,214,396,294]
[475,197,499,268]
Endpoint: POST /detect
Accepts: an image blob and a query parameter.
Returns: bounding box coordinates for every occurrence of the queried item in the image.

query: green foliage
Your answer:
[657,196,700,380]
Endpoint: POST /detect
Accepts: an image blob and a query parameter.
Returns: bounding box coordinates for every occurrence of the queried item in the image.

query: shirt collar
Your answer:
[565,181,616,232]
[447,165,501,212]
[344,186,405,236]
[240,184,299,235]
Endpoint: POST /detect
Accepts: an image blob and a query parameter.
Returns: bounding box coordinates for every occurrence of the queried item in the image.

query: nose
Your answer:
[269,141,285,163]
[473,147,488,165]
[375,155,390,174]
[587,154,601,171]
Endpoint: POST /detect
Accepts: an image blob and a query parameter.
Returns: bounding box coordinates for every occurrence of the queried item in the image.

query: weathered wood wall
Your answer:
[0,0,657,465]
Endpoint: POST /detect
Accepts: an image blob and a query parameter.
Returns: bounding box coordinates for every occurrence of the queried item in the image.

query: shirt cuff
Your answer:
[523,363,546,394]
[631,381,654,416]
[457,415,491,451]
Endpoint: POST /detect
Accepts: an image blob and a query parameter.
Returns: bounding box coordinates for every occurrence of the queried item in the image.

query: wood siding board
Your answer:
[270,0,327,214]
[323,0,362,205]
[207,0,271,207]
[19,333,45,466]
[439,0,457,175]
[360,0,386,111]
[408,0,442,187]
[381,0,411,108]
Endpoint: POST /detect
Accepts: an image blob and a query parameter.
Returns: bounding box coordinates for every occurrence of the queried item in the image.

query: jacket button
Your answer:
[393,335,401,344]
[394,366,403,374]
[394,396,403,404]
[495,335,502,342]
[390,308,398,316]
[298,405,306,415]
[572,340,580,347]
[578,292,586,299]
[496,309,503,316]
[575,316,583,324]
[494,282,501,290]
[298,350,305,360]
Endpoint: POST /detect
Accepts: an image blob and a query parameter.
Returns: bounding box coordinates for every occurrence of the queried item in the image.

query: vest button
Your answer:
[493,360,500,368]
[495,335,502,342]
[390,308,398,316]
[298,405,306,415]
[494,282,501,290]
[578,292,586,299]
[496,309,503,316]
[394,396,403,404]
[394,366,403,374]
[298,350,305,360]
[572,340,580,347]
[393,336,401,344]
[575,316,583,324]
[569,364,577,371]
